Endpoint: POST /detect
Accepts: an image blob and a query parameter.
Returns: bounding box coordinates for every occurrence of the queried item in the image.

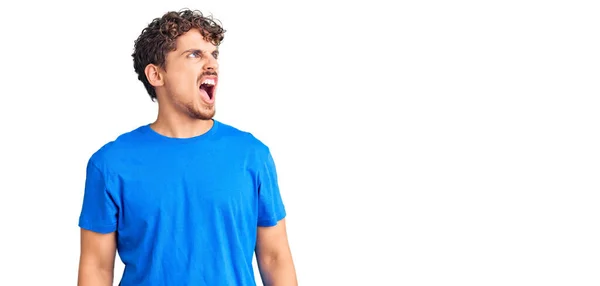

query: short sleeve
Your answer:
[257,150,287,227]
[78,159,118,234]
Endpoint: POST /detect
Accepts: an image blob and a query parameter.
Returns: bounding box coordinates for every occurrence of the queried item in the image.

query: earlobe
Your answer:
[144,64,164,87]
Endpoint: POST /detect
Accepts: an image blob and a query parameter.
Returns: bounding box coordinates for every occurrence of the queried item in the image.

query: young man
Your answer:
[77,9,297,286]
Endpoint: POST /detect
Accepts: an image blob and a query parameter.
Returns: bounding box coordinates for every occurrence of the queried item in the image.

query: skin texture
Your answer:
[256,219,298,286]
[77,230,116,286]
[77,12,296,286]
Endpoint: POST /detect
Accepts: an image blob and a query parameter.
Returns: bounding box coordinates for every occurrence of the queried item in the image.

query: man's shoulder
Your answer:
[87,125,147,169]
[215,120,270,152]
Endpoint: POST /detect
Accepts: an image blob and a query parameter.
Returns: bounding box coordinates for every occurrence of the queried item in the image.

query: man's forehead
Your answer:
[176,30,216,51]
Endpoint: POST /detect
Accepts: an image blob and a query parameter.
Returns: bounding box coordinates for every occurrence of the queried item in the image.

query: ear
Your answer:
[144,64,164,87]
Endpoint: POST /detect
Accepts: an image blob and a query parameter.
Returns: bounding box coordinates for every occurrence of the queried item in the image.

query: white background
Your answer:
[0,0,599,285]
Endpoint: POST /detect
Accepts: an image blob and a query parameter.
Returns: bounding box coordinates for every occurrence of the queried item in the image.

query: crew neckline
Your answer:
[141,119,220,143]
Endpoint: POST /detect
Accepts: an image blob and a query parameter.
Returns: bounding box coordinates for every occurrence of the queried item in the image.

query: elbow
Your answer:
[257,251,297,286]
[78,259,114,285]
[257,252,280,269]
[257,247,293,269]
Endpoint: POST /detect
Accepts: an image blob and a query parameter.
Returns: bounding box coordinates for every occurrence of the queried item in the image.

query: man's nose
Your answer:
[204,57,218,71]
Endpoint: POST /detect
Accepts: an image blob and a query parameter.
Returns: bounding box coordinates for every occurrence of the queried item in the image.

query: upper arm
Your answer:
[78,158,118,234]
[254,147,291,259]
[256,218,292,261]
[77,157,119,269]
[256,149,286,227]
[256,219,297,286]
[79,229,117,270]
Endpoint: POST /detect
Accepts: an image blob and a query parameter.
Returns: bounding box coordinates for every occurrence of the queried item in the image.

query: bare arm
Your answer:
[77,229,117,286]
[256,218,297,286]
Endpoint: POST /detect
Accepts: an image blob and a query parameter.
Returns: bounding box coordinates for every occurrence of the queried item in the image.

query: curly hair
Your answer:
[132,9,226,101]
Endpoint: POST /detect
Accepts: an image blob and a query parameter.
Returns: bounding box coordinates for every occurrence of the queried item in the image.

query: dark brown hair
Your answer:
[132,9,226,101]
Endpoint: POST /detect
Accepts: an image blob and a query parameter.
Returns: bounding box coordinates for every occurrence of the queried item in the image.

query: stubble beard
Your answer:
[184,102,215,120]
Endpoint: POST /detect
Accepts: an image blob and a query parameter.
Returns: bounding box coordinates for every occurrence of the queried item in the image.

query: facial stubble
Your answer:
[186,103,215,120]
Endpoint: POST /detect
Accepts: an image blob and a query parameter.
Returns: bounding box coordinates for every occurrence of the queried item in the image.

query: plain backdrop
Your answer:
[0,0,599,285]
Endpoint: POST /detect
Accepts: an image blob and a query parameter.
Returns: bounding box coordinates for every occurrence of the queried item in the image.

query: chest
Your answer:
[115,154,258,224]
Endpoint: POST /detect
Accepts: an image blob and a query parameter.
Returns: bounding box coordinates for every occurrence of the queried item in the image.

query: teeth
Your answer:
[202,78,215,86]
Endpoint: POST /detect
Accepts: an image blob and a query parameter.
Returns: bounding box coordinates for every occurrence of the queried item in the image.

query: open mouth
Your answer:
[199,78,216,100]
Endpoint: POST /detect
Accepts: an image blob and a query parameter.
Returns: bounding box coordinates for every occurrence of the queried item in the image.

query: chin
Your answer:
[189,106,215,120]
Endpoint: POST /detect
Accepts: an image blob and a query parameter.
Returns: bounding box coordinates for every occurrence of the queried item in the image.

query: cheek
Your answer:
[166,70,199,92]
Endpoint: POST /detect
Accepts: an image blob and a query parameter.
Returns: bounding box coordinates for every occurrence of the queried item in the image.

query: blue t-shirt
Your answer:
[78,120,286,285]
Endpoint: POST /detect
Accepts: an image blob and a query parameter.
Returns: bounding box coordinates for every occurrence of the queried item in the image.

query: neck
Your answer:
[150,106,214,139]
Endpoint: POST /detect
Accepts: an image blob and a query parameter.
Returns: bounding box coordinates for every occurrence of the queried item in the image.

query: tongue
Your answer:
[199,87,212,102]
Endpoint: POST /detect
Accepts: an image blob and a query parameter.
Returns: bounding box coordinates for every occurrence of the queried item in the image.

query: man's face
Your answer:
[160,28,219,120]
